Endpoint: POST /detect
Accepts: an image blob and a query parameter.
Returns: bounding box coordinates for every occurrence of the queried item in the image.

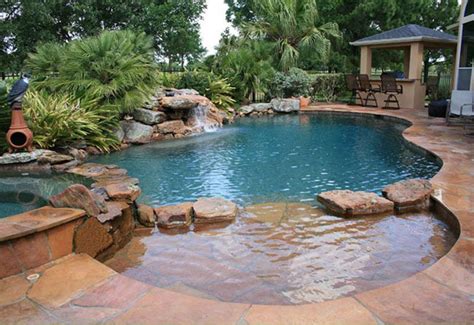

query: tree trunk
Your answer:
[423,57,430,84]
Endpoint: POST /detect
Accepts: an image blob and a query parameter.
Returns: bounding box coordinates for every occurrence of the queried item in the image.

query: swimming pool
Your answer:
[93,113,441,206]
[97,113,454,305]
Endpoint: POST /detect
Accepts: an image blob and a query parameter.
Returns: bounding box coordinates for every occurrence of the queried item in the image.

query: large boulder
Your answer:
[239,105,254,115]
[271,98,300,113]
[37,151,74,165]
[156,120,189,135]
[96,201,128,223]
[74,217,113,258]
[120,120,154,144]
[154,202,194,228]
[382,179,433,211]
[104,183,141,203]
[317,190,394,217]
[137,204,156,227]
[133,108,167,125]
[49,184,107,217]
[160,94,215,110]
[251,103,272,112]
[114,126,125,143]
[0,149,47,165]
[174,89,199,96]
[193,197,238,224]
[160,96,198,110]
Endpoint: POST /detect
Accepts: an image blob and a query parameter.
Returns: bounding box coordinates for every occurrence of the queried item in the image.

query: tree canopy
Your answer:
[0,0,206,71]
[225,0,460,71]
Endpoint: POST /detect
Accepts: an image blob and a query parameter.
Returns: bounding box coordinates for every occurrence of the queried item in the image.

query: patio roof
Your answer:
[350,24,457,47]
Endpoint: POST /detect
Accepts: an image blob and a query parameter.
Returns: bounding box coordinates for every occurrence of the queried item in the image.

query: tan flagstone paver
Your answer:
[0,274,30,306]
[107,287,251,325]
[243,297,377,325]
[27,254,116,309]
[355,272,474,323]
[0,299,56,324]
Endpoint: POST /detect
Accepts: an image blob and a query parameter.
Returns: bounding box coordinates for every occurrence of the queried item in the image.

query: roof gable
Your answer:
[350,24,457,46]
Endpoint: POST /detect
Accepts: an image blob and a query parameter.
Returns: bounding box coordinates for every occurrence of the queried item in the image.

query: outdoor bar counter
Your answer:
[360,78,425,110]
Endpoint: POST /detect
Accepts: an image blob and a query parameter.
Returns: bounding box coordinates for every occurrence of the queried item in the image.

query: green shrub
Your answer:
[207,77,235,110]
[169,70,235,110]
[310,73,345,102]
[175,70,211,95]
[158,72,182,89]
[27,30,159,114]
[270,68,311,98]
[23,91,120,152]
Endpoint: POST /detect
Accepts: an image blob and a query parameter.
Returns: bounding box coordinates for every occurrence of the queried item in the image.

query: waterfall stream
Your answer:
[190,105,219,133]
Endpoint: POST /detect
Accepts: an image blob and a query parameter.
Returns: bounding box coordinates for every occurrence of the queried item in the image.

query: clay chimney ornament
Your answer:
[6,73,33,153]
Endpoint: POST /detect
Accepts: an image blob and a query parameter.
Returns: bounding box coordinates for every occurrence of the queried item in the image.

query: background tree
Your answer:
[1,0,206,71]
[225,0,459,72]
[241,0,340,71]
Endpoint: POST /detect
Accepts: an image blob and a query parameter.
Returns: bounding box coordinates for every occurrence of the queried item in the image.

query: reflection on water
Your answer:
[0,173,90,218]
[106,202,456,305]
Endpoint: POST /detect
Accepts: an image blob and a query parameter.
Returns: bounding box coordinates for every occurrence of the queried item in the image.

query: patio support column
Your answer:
[360,46,372,76]
[403,47,411,79]
[408,42,424,80]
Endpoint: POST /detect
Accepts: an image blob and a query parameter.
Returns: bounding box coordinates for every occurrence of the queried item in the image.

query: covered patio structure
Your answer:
[350,24,457,109]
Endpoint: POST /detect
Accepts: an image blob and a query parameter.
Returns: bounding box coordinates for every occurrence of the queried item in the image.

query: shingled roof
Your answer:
[350,24,457,46]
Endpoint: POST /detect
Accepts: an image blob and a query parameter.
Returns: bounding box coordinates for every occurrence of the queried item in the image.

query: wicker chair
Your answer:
[381,74,403,109]
[358,74,380,107]
[345,74,363,106]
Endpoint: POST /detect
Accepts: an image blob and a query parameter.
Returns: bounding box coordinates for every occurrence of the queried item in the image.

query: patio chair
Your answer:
[426,76,440,97]
[381,74,403,109]
[446,90,474,127]
[358,74,380,107]
[345,74,363,106]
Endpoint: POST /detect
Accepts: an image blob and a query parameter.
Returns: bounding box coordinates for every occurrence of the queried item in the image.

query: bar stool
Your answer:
[345,74,363,106]
[381,74,403,109]
[358,74,380,107]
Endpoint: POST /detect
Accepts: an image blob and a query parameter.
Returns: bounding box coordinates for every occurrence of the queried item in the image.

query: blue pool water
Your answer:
[93,113,440,207]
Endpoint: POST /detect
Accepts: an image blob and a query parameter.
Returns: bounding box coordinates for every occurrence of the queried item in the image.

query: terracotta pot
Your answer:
[299,96,311,108]
[6,103,33,152]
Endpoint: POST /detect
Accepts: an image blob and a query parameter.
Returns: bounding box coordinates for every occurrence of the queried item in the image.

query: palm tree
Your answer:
[242,0,340,71]
[217,40,275,102]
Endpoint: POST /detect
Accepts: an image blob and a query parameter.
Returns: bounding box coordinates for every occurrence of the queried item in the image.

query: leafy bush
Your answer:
[175,70,211,95]
[167,70,235,109]
[27,30,159,114]
[23,91,120,152]
[310,73,345,102]
[215,46,275,103]
[206,77,235,110]
[158,72,182,89]
[270,68,312,98]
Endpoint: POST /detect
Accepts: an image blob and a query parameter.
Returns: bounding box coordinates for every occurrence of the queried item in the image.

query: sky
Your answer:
[199,0,233,55]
